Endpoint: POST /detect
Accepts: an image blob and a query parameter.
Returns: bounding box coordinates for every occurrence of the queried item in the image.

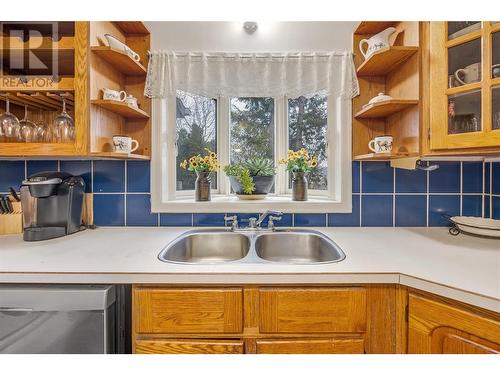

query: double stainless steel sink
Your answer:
[158,229,346,265]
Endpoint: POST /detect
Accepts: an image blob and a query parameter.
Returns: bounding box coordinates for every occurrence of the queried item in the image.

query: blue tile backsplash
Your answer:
[1,159,499,227]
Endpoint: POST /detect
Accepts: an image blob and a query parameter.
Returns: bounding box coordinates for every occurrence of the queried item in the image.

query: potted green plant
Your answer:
[279,148,318,201]
[223,158,276,200]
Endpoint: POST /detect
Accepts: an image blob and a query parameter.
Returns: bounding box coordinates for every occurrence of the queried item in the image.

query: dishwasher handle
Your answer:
[0,307,34,312]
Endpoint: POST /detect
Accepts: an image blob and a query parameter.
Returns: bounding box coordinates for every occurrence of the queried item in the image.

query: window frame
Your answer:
[151,94,352,213]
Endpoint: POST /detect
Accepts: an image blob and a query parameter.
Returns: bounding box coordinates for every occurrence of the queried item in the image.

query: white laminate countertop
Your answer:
[0,227,499,312]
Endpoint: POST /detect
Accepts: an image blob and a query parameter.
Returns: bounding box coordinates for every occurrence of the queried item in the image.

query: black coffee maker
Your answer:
[20,171,86,241]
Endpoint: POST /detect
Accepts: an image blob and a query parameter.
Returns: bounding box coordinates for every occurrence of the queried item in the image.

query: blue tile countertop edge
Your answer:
[1,159,499,227]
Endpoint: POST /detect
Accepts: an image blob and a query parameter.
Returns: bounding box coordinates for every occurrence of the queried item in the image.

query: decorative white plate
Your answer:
[449,23,481,41]
[450,216,500,238]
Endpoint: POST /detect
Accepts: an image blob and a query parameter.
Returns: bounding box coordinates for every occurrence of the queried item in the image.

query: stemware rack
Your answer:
[0,21,151,158]
[0,91,74,111]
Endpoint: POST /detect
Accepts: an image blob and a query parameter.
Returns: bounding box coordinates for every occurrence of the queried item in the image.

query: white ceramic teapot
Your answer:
[359,27,397,60]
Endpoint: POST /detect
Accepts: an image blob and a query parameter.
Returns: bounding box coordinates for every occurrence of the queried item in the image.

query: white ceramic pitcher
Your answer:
[359,27,397,60]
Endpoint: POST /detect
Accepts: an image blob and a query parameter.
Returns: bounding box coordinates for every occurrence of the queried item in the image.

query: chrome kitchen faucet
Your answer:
[224,210,283,231]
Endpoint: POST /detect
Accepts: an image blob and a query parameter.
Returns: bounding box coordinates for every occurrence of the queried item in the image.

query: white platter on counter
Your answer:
[450,216,500,238]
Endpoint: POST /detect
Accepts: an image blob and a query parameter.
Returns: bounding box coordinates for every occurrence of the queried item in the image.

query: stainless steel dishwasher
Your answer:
[0,285,127,354]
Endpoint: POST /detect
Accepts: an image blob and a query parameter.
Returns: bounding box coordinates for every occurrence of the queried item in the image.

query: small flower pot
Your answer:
[195,171,211,201]
[228,175,275,198]
[292,171,308,201]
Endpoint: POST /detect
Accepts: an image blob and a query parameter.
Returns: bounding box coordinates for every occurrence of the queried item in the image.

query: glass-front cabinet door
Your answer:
[430,22,500,150]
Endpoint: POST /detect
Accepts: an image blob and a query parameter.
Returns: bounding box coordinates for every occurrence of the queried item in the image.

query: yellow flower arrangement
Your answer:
[279,148,318,173]
[180,149,219,174]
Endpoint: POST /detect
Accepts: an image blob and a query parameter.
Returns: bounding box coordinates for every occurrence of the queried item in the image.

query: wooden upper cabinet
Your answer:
[408,294,500,354]
[0,21,89,157]
[133,287,243,334]
[0,21,151,159]
[259,287,367,334]
[429,21,500,150]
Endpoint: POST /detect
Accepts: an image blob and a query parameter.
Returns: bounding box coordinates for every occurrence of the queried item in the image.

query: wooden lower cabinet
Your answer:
[133,287,243,334]
[132,285,500,354]
[255,338,365,354]
[135,339,244,354]
[408,293,500,354]
[259,287,366,333]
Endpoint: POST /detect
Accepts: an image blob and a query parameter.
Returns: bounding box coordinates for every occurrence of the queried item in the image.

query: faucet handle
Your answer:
[224,215,238,229]
[268,215,282,229]
[224,215,237,222]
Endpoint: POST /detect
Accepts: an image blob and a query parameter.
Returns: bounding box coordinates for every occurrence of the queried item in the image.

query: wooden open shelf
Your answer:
[0,76,74,91]
[91,99,150,119]
[91,46,147,76]
[352,22,421,162]
[354,152,419,161]
[446,82,482,96]
[354,22,397,35]
[355,99,419,119]
[1,48,75,76]
[357,46,418,76]
[0,36,75,49]
[89,152,150,160]
[114,22,150,35]
[0,91,74,111]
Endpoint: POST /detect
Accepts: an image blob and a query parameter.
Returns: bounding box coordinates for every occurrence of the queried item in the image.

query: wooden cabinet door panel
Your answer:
[134,288,243,334]
[408,294,500,354]
[436,327,500,354]
[259,287,367,333]
[135,339,244,354]
[256,338,365,354]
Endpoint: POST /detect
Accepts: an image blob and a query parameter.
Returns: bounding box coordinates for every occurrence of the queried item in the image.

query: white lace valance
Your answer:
[144,51,359,99]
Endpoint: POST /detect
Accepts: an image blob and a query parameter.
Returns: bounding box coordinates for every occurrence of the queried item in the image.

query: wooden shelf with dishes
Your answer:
[354,99,419,119]
[353,152,419,161]
[91,99,150,119]
[88,21,151,160]
[356,46,418,77]
[0,21,151,159]
[0,21,88,156]
[88,151,150,160]
[352,21,421,162]
[90,46,147,76]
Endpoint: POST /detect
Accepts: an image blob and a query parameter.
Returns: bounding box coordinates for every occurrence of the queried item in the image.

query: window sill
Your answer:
[152,195,352,213]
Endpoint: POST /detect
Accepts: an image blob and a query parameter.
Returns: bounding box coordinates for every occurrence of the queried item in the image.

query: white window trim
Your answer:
[151,95,352,213]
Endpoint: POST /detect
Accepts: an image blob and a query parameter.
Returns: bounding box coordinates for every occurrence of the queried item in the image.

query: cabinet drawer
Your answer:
[135,339,244,354]
[133,287,243,334]
[256,338,365,354]
[259,287,366,333]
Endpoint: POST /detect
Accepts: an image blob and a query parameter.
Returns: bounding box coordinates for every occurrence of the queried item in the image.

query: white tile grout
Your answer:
[426,164,430,227]
[124,160,127,226]
[359,161,363,227]
[459,162,463,216]
[392,167,396,227]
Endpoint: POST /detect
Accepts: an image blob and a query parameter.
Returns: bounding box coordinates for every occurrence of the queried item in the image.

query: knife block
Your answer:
[0,199,23,235]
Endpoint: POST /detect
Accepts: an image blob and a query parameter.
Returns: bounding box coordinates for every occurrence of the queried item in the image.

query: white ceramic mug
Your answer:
[455,62,481,85]
[368,135,393,154]
[492,64,500,78]
[125,94,138,108]
[102,88,126,102]
[112,135,139,154]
